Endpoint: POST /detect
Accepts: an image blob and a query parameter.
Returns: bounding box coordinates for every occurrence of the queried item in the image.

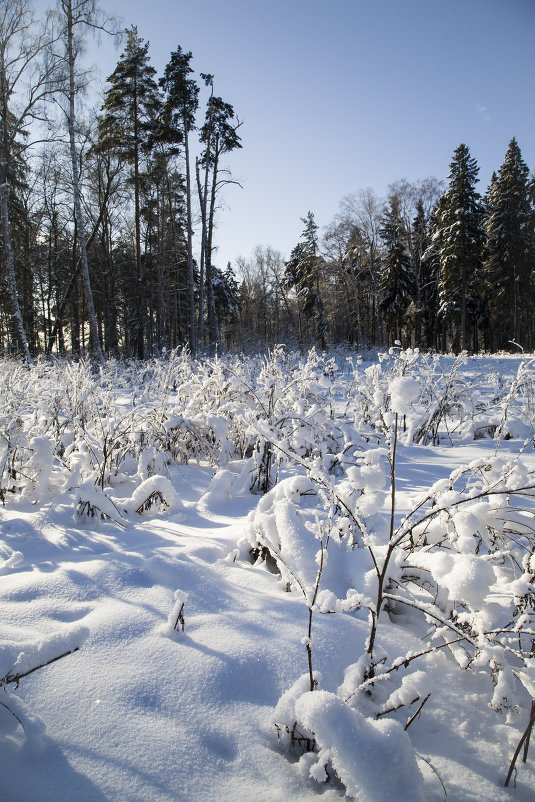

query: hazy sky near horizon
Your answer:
[43,0,535,270]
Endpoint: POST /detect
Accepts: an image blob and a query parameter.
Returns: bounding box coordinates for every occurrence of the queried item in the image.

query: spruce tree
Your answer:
[285,212,328,349]
[212,262,240,346]
[411,199,436,348]
[433,144,485,352]
[98,26,160,359]
[379,194,413,344]
[483,138,532,350]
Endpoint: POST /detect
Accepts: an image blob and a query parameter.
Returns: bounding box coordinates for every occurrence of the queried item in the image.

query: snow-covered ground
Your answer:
[1,349,535,800]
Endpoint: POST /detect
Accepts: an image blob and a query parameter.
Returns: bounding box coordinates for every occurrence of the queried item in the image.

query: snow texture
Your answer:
[1,350,535,801]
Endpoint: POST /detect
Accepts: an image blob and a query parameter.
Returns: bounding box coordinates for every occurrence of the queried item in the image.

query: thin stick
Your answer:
[0,698,24,729]
[1,647,80,688]
[404,694,431,730]
[504,698,535,787]
[522,699,535,763]
[173,603,185,632]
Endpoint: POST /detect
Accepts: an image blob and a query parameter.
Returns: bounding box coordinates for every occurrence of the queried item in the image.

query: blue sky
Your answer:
[62,0,535,269]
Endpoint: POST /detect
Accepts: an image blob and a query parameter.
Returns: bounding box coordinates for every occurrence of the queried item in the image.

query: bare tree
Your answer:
[338,188,385,345]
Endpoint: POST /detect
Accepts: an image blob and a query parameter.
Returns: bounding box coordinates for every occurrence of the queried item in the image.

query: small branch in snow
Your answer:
[1,647,81,689]
[0,698,24,729]
[505,699,535,787]
[415,753,448,798]
[173,602,185,632]
[404,694,431,731]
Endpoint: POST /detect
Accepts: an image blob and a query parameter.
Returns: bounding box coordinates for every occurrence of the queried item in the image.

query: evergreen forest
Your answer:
[1,1,534,362]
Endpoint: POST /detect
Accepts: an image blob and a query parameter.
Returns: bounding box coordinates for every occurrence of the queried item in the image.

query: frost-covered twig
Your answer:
[505,700,535,787]
[1,646,81,689]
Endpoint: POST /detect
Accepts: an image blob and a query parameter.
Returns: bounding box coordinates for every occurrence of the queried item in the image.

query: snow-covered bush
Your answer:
[123,475,183,516]
[1,347,535,796]
[234,348,535,798]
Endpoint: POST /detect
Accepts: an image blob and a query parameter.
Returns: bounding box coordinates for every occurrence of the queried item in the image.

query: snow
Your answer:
[389,375,420,415]
[294,690,426,801]
[1,350,535,801]
[413,551,497,609]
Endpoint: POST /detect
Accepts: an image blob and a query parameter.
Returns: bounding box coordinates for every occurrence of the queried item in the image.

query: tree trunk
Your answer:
[0,180,34,363]
[65,0,103,363]
[206,139,220,351]
[183,110,196,356]
[195,158,207,350]
[0,48,33,364]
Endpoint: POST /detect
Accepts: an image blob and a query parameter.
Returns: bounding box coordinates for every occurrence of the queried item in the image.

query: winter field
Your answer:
[1,347,535,801]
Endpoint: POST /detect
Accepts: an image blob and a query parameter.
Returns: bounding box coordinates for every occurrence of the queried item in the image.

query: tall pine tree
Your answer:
[159,47,199,355]
[197,92,241,350]
[483,138,532,350]
[433,144,485,352]
[285,211,328,349]
[379,194,413,344]
[98,26,160,358]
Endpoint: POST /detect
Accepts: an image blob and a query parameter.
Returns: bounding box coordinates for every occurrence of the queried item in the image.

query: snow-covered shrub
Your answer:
[233,349,535,798]
[293,690,426,801]
[75,481,125,526]
[273,672,320,753]
[226,346,347,493]
[0,416,27,502]
[124,475,183,516]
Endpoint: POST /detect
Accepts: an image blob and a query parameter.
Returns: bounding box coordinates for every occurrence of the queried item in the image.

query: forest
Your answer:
[1,0,534,364]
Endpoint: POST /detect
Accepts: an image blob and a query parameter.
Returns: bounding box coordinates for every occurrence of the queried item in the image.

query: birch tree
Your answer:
[0,0,59,363]
[53,0,117,362]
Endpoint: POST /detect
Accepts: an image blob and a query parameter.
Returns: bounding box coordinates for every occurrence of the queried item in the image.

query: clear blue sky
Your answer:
[61,0,535,269]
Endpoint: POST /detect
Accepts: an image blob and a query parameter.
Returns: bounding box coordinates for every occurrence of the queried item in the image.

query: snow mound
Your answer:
[124,476,184,515]
[294,690,426,801]
[414,551,496,609]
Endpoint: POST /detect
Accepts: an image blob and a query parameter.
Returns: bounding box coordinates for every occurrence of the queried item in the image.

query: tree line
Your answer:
[0,0,241,364]
[239,140,534,355]
[1,2,534,361]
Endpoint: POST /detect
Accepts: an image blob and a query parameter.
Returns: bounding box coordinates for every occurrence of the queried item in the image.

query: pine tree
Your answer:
[139,151,187,353]
[98,26,160,358]
[379,194,413,344]
[197,90,241,351]
[410,199,436,347]
[433,144,485,352]
[483,138,532,350]
[285,211,328,349]
[159,46,199,356]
